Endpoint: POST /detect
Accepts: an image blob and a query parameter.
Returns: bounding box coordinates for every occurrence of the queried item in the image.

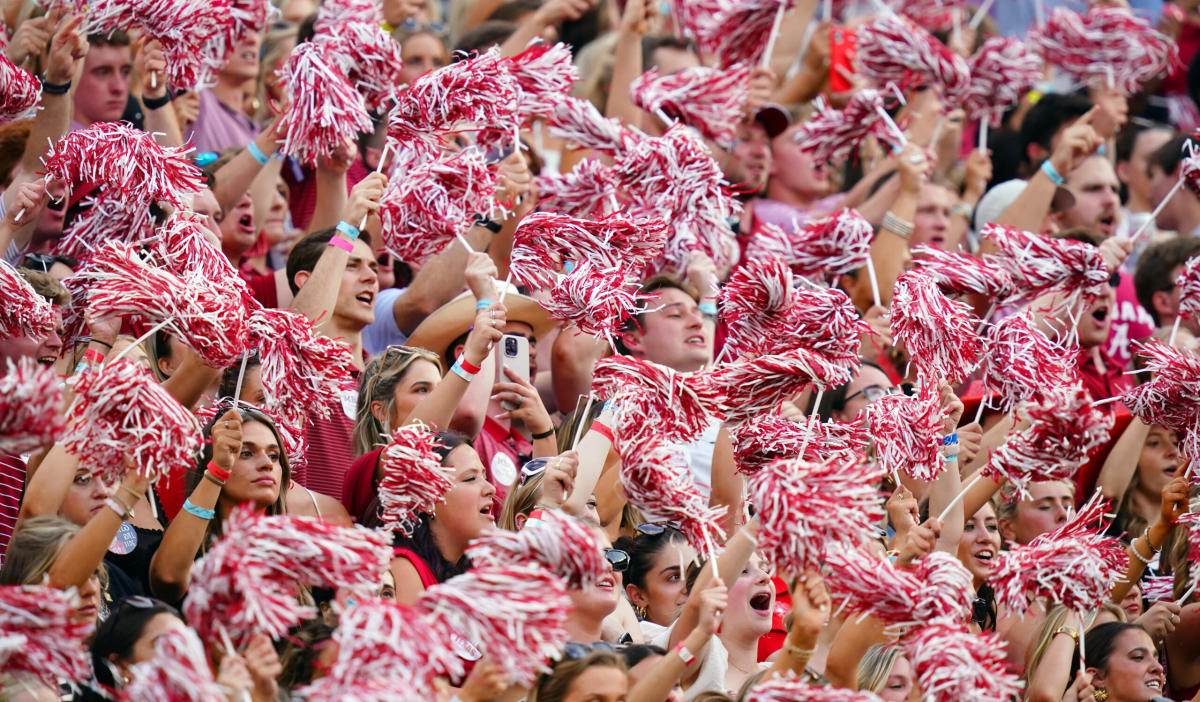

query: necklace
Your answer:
[728,657,758,675]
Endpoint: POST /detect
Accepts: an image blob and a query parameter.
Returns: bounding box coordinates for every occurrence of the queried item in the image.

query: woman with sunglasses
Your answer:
[613,523,696,638]
[565,530,631,644]
[498,452,600,530]
[149,405,291,604]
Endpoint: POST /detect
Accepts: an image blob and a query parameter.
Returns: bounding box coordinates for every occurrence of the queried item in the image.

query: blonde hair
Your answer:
[499,469,544,531]
[354,346,445,455]
[857,643,906,694]
[1025,605,1074,687]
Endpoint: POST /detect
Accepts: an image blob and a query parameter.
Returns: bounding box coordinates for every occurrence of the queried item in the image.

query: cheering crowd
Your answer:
[2,0,1200,699]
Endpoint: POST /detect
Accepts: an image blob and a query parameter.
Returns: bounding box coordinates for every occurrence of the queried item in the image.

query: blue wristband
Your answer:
[942,453,959,463]
[449,362,475,382]
[1040,159,1065,186]
[941,433,958,446]
[335,221,359,241]
[699,302,718,316]
[182,499,216,520]
[475,299,494,311]
[246,140,271,166]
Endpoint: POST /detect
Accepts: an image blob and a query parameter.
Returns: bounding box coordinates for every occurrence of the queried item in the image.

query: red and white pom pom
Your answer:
[855,13,970,103]
[827,549,973,628]
[745,672,885,702]
[0,51,40,122]
[720,257,869,363]
[979,310,1075,414]
[890,0,962,34]
[792,90,903,166]
[388,46,521,144]
[318,20,405,112]
[749,458,885,575]
[377,425,451,536]
[416,565,571,686]
[1178,512,1200,593]
[510,212,668,291]
[149,213,251,295]
[1029,7,1177,97]
[53,195,159,265]
[379,148,498,265]
[963,37,1043,125]
[278,41,373,166]
[313,0,380,31]
[80,242,250,367]
[544,262,645,343]
[912,245,1014,299]
[786,210,874,285]
[611,428,725,558]
[1141,575,1176,604]
[1174,254,1200,324]
[87,0,233,88]
[732,413,868,474]
[864,388,945,482]
[695,348,857,426]
[300,598,462,700]
[505,42,579,121]
[983,223,1111,313]
[64,359,200,483]
[467,510,608,589]
[121,627,224,702]
[591,355,714,443]
[989,492,1128,617]
[247,307,355,426]
[631,64,750,145]
[890,269,982,385]
[986,384,1114,499]
[0,358,64,455]
[536,159,622,218]
[42,122,204,205]
[0,585,94,685]
[906,622,1024,702]
[1123,339,1200,434]
[545,93,634,154]
[0,261,54,341]
[699,0,795,69]
[186,506,391,646]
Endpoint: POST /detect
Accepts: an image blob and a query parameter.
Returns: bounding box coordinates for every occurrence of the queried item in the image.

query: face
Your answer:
[331,238,379,329]
[570,533,621,621]
[628,538,696,627]
[911,183,954,249]
[77,573,102,622]
[649,46,700,75]
[433,445,497,547]
[263,180,291,248]
[1060,156,1121,238]
[383,358,442,429]
[627,655,683,702]
[1076,282,1116,350]
[222,31,262,80]
[722,121,772,192]
[956,503,1001,587]
[1122,129,1173,205]
[724,554,775,638]
[219,194,257,259]
[1000,481,1074,545]
[237,365,267,406]
[835,364,895,423]
[126,613,187,667]
[1119,583,1143,620]
[222,420,284,508]
[1136,425,1182,498]
[878,654,916,702]
[190,189,225,244]
[561,665,628,702]
[1148,163,1194,232]
[74,44,132,126]
[770,123,831,202]
[58,470,113,526]
[398,33,446,88]
[0,307,64,366]
[379,568,396,601]
[1091,628,1164,701]
[625,288,708,372]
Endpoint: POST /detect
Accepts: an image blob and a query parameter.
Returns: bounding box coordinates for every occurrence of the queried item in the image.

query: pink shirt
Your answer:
[1106,273,1156,370]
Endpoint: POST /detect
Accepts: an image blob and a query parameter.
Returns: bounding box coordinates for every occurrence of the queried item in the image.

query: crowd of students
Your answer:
[1,0,1200,699]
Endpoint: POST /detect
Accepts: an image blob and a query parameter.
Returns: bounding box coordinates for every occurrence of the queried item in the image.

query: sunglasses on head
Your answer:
[635,522,681,537]
[562,641,617,661]
[604,548,629,572]
[518,457,549,485]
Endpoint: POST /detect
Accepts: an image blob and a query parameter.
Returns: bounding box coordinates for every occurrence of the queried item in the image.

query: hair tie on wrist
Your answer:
[531,428,554,440]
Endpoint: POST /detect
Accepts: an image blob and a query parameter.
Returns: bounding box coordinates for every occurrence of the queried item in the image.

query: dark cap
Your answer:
[754,104,790,139]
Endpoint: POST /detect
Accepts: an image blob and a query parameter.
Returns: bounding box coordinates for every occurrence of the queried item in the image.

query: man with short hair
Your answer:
[1146,133,1200,239]
[1134,236,1200,339]
[1114,123,1173,265]
[72,32,133,130]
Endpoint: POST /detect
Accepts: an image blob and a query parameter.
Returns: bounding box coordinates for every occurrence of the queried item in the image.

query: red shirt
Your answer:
[298,370,360,500]
[472,416,532,503]
[0,454,25,562]
[1075,346,1133,411]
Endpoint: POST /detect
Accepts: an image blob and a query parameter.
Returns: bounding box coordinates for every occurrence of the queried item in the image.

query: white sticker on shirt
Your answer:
[491,452,517,489]
[108,521,137,555]
[340,389,359,420]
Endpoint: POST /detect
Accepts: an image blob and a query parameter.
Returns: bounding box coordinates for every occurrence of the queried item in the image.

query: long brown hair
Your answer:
[529,651,626,702]
[354,345,445,456]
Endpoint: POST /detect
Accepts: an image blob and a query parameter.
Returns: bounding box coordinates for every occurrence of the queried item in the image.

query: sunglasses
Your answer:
[604,548,630,572]
[518,457,549,485]
[562,641,617,660]
[635,522,681,537]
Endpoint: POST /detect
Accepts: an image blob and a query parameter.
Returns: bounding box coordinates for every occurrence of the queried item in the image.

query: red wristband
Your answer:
[457,355,481,374]
[205,461,231,482]
[590,421,614,443]
[82,348,105,364]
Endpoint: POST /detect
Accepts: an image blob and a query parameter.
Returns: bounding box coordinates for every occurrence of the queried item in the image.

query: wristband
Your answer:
[699,301,718,316]
[531,427,554,440]
[472,213,502,233]
[205,461,231,482]
[327,235,354,253]
[202,471,227,488]
[941,433,958,446]
[105,498,132,520]
[942,453,959,463]
[475,299,494,311]
[41,80,71,95]
[950,202,974,221]
[674,642,696,666]
[182,499,216,520]
[142,92,172,110]
[1142,526,1162,553]
[1040,159,1065,186]
[335,221,360,240]
[246,140,271,166]
[78,337,113,349]
[882,211,914,239]
[590,421,615,443]
[82,348,105,364]
[525,509,548,529]
[450,361,477,382]
[456,356,482,374]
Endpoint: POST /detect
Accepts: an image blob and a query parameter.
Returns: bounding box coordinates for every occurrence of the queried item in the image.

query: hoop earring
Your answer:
[635,605,647,620]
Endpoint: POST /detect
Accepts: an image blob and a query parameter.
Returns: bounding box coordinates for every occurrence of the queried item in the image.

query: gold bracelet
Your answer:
[1053,626,1080,643]
[784,642,816,659]
[202,470,228,488]
[118,485,143,504]
[109,493,136,514]
[1142,526,1162,553]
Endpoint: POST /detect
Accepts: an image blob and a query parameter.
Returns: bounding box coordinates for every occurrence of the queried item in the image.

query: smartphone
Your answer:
[829,26,857,93]
[495,334,531,411]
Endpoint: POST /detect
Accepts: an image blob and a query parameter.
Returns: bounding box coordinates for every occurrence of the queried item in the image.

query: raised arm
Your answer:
[1094,418,1152,503]
[136,40,183,148]
[763,570,832,681]
[211,115,284,217]
[852,142,925,309]
[48,471,150,589]
[498,0,594,58]
[1111,469,1188,603]
[627,576,726,702]
[605,0,650,129]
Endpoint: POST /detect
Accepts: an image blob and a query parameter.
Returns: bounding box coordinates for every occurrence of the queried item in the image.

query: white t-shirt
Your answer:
[678,419,721,498]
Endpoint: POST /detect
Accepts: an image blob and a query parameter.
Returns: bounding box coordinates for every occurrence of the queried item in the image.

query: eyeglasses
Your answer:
[843,384,901,405]
[21,253,74,273]
[518,457,549,485]
[604,548,630,572]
